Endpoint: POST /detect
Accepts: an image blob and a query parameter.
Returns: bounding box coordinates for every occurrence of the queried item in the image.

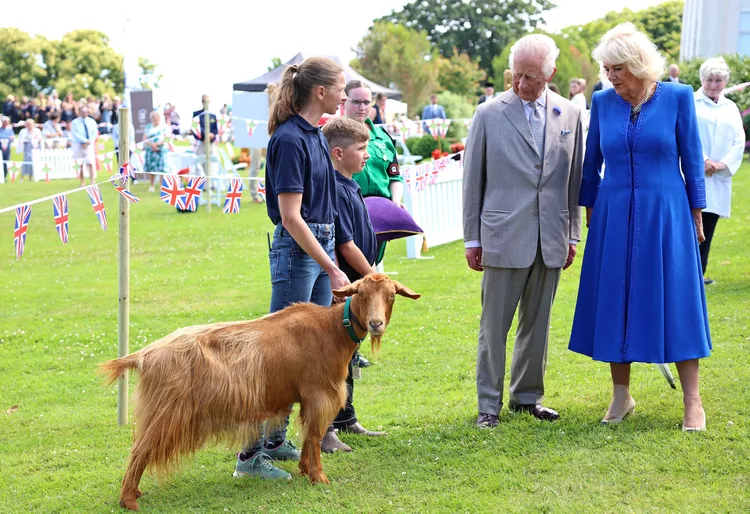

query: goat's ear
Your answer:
[332,281,360,298]
[392,280,421,300]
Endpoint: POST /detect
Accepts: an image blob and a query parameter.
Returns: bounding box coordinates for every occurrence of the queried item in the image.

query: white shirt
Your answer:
[668,76,681,83]
[466,88,577,248]
[694,88,745,217]
[521,91,547,125]
[570,93,587,112]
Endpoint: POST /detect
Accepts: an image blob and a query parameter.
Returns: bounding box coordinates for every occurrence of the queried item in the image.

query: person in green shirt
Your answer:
[342,80,406,369]
[343,80,405,207]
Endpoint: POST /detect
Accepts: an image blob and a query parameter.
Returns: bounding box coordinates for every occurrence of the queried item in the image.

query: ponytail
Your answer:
[268,57,343,135]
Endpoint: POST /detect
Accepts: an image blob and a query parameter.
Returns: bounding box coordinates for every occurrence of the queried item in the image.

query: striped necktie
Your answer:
[529,101,545,158]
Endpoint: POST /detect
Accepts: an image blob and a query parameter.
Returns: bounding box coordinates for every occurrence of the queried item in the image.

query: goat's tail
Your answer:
[99,353,140,386]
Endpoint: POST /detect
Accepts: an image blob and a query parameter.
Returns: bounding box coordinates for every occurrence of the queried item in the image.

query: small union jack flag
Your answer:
[431,157,448,186]
[86,185,108,230]
[160,175,184,206]
[222,178,243,213]
[256,178,266,202]
[52,195,69,244]
[177,176,205,211]
[110,178,140,203]
[14,204,32,260]
[415,166,426,192]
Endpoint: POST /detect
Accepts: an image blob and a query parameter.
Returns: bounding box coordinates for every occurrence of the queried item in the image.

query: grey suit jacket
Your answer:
[462,88,583,269]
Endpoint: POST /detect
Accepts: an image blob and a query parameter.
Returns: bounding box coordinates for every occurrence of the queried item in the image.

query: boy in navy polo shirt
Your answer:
[320,117,385,453]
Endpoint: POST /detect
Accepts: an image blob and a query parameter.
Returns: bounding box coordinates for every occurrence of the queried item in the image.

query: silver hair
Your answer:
[0,115,9,123]
[699,57,731,82]
[509,34,560,78]
[592,23,665,83]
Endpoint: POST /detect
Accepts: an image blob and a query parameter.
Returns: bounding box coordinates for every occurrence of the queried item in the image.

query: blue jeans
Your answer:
[243,222,335,455]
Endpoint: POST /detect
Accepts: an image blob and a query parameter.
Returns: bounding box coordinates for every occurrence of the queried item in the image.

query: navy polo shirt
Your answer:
[334,171,378,282]
[265,115,337,226]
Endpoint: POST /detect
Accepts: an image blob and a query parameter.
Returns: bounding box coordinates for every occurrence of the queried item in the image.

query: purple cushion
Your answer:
[364,196,423,243]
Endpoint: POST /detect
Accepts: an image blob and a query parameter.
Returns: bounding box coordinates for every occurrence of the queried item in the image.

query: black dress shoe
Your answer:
[510,404,560,421]
[703,277,715,285]
[476,412,499,428]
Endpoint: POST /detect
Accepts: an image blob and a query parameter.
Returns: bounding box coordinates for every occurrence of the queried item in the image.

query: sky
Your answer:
[2,0,668,114]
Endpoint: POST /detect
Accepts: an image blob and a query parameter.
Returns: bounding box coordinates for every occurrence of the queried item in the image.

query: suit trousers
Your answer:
[476,245,561,415]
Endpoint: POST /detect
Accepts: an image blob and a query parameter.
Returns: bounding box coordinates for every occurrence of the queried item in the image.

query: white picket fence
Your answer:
[31,148,77,181]
[402,158,464,258]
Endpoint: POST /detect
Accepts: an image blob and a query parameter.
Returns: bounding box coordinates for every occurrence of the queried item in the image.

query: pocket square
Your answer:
[561,129,571,136]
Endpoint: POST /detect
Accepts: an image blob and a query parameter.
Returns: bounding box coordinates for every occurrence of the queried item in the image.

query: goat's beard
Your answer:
[370,334,382,357]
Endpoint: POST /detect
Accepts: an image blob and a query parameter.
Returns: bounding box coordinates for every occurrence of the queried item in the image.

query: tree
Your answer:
[492,32,597,99]
[267,57,283,72]
[47,30,123,99]
[351,22,439,116]
[0,28,50,99]
[138,57,163,90]
[681,54,750,112]
[376,0,555,74]
[436,49,486,96]
[562,1,684,63]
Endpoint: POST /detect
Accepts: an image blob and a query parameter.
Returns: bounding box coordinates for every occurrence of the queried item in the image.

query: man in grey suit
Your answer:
[462,34,583,427]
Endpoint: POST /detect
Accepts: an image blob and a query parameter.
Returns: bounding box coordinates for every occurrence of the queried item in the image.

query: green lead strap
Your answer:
[343,297,365,343]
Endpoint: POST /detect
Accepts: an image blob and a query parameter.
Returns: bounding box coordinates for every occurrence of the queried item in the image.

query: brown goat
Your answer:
[99,274,420,511]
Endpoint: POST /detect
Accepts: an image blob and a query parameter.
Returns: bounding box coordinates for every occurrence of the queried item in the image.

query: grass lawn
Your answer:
[0,165,749,513]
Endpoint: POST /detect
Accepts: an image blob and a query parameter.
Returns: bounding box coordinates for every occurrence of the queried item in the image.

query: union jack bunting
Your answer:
[52,195,69,244]
[256,178,266,202]
[110,177,140,203]
[222,178,243,213]
[119,163,130,185]
[417,165,429,192]
[177,176,205,211]
[14,204,32,260]
[85,185,108,230]
[160,176,184,206]
[431,157,448,185]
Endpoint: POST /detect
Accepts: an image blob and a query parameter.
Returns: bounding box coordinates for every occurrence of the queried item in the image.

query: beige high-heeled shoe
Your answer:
[601,396,636,424]
[682,408,706,432]
[601,385,636,425]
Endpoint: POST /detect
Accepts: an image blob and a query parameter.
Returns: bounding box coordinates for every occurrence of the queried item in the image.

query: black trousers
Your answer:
[1,148,10,180]
[699,212,720,275]
[332,357,357,429]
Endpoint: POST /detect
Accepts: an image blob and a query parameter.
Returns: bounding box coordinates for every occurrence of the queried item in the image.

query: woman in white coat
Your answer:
[694,57,745,285]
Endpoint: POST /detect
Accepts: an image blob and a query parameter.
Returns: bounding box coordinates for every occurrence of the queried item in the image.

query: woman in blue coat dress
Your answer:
[569,23,711,431]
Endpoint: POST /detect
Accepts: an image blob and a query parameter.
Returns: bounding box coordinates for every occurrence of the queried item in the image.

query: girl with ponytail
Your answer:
[233,57,350,480]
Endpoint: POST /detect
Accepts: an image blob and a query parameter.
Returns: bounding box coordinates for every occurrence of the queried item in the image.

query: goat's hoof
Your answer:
[309,473,330,485]
[119,497,139,511]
